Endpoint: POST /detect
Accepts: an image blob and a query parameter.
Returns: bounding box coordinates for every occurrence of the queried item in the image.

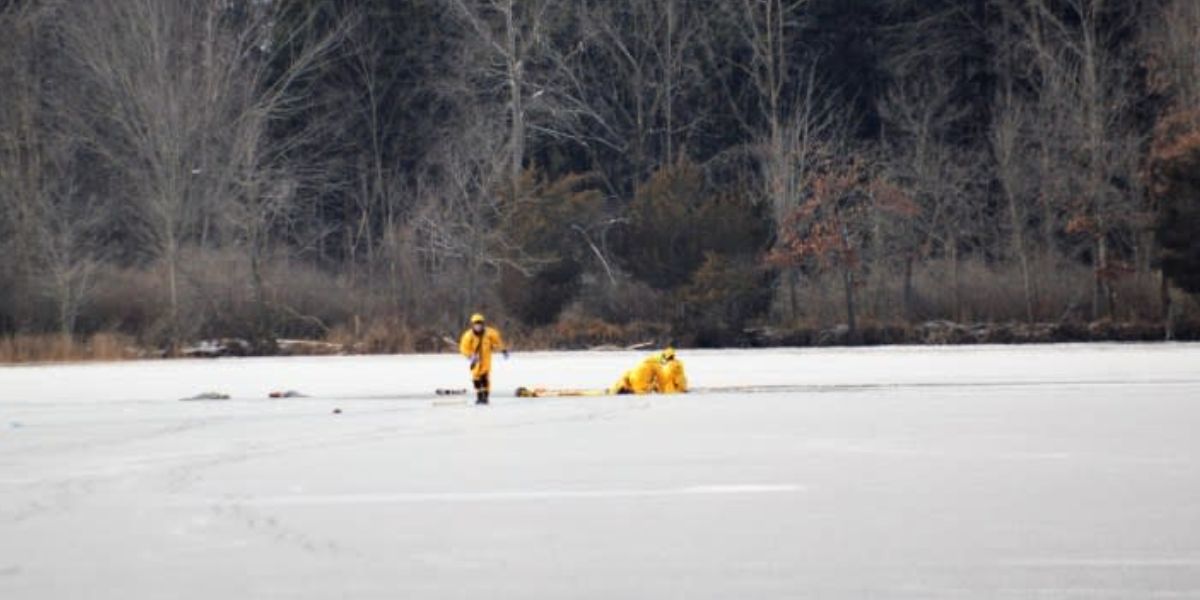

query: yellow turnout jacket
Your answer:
[610,354,661,394]
[460,326,506,379]
[658,358,688,393]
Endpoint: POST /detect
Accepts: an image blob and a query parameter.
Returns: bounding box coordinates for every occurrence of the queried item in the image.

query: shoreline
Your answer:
[2,319,1198,366]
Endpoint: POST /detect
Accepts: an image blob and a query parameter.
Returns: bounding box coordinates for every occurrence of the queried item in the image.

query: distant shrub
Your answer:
[523,313,670,349]
[675,252,773,346]
[1150,108,1200,294]
[573,273,667,325]
[500,172,606,326]
[618,159,770,290]
[503,260,584,326]
[0,333,138,363]
[87,266,169,340]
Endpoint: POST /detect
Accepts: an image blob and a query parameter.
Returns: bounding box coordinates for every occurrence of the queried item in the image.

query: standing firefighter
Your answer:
[459,313,508,405]
[657,347,688,394]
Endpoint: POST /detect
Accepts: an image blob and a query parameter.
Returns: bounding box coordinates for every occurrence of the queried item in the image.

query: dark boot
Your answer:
[476,391,488,405]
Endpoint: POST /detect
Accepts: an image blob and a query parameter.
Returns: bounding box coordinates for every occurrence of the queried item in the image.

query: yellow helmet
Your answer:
[470,313,486,325]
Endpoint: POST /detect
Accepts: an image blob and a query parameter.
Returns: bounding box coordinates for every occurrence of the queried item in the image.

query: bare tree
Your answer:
[578,0,709,184]
[0,2,44,283]
[33,187,106,337]
[0,2,104,337]
[1143,0,1200,111]
[991,87,1037,322]
[221,17,354,350]
[706,0,852,322]
[986,1,1092,323]
[337,21,411,276]
[411,117,532,320]
[443,0,551,195]
[996,0,1145,319]
[769,68,845,322]
[60,0,229,346]
[718,0,812,161]
[425,0,633,321]
[59,0,350,348]
[444,0,622,199]
[878,66,976,321]
[710,0,816,216]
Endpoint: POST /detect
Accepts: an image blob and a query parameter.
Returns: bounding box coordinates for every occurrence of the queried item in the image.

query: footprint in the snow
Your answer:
[215,503,354,558]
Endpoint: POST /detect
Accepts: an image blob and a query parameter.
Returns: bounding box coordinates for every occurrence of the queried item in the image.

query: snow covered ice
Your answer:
[2,343,1200,598]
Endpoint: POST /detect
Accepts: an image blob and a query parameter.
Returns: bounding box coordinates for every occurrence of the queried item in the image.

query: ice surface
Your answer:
[2,344,1200,598]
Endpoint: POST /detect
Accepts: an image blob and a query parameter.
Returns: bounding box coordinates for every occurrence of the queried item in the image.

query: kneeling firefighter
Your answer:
[459,313,508,405]
[610,352,663,395]
[657,347,688,394]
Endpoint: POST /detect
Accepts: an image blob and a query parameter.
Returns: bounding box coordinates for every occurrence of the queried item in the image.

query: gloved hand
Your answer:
[469,353,480,369]
[502,350,510,360]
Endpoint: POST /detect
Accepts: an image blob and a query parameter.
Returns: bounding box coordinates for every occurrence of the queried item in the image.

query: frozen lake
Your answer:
[2,344,1200,598]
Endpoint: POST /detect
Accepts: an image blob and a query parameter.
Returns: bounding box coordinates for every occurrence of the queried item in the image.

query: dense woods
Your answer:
[1,0,1198,356]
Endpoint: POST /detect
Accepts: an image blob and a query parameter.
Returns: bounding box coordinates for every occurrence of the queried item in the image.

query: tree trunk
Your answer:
[787,268,798,324]
[664,0,675,164]
[505,0,524,192]
[165,237,180,355]
[903,256,914,322]
[1161,270,1173,340]
[1008,195,1034,323]
[842,266,857,337]
[1102,237,1115,319]
[951,238,962,323]
[58,282,73,339]
[1161,271,1171,338]
[1092,236,1112,320]
[250,245,275,354]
